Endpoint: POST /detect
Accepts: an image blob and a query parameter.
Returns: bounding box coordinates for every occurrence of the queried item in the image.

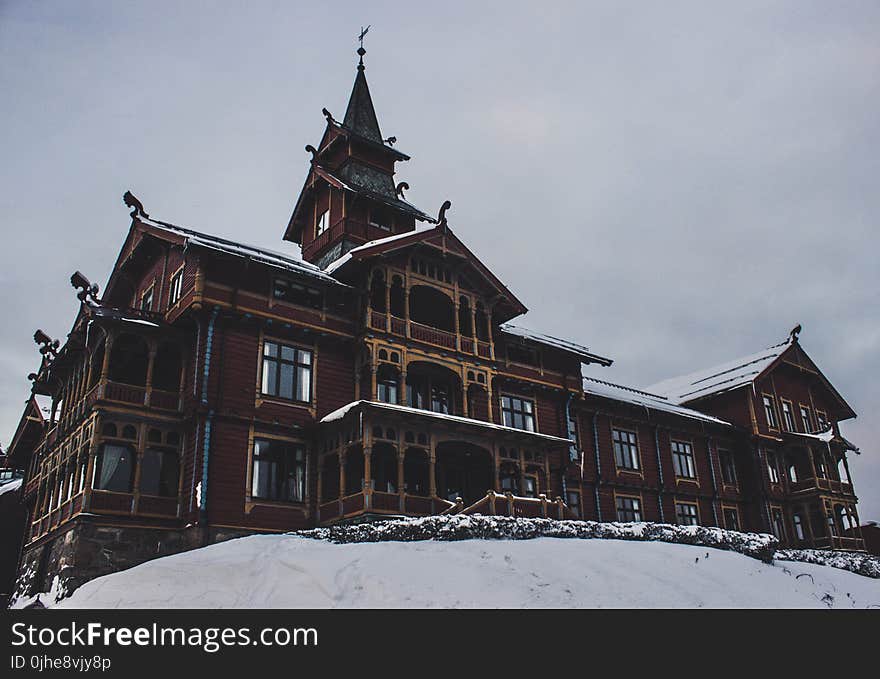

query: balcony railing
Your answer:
[789,477,854,495]
[368,312,492,357]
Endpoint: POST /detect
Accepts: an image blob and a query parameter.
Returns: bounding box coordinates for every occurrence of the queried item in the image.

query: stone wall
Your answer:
[12,520,204,606]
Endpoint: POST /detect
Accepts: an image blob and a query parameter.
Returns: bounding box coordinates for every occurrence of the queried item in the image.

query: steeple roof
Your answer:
[342,50,383,143]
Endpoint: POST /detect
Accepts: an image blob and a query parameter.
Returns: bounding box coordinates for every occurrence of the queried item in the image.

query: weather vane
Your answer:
[358,25,370,50]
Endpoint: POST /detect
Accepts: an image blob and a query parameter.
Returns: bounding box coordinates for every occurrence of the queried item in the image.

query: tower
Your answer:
[284,44,432,269]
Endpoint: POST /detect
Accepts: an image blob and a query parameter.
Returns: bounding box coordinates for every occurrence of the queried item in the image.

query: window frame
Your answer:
[168,267,184,308]
[140,284,155,312]
[719,448,737,487]
[674,501,700,526]
[762,394,779,430]
[612,427,641,472]
[615,494,643,523]
[315,209,329,237]
[781,399,796,432]
[722,506,740,531]
[799,404,813,433]
[765,449,781,485]
[260,339,313,404]
[500,394,536,432]
[671,439,697,480]
[249,437,307,504]
[566,490,581,518]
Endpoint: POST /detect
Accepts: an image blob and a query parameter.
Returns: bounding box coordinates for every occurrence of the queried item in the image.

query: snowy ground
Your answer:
[41,535,880,609]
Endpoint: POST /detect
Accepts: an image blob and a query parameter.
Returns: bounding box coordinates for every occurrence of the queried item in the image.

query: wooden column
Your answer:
[397,449,405,512]
[144,343,157,406]
[363,445,372,509]
[404,287,411,338]
[338,451,346,515]
[99,331,115,398]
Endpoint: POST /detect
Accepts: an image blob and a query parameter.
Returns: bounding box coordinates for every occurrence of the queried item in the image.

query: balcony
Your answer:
[788,476,854,496]
[368,312,493,357]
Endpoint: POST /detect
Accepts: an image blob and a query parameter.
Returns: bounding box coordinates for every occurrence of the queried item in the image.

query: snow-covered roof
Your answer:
[323,224,436,274]
[320,400,574,444]
[32,394,52,419]
[582,376,732,426]
[785,428,859,453]
[501,324,613,366]
[140,217,342,286]
[0,477,23,497]
[644,338,791,405]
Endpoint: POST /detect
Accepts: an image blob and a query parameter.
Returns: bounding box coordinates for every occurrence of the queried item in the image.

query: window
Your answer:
[771,508,786,540]
[501,396,535,432]
[765,450,780,484]
[723,507,740,531]
[93,443,135,493]
[816,411,828,431]
[522,475,538,498]
[272,279,323,310]
[675,502,699,526]
[315,209,329,237]
[612,429,640,471]
[567,413,580,461]
[799,405,813,433]
[616,496,642,522]
[763,395,778,429]
[793,514,805,541]
[671,440,696,479]
[168,270,183,307]
[781,401,795,432]
[251,439,306,503]
[377,374,398,405]
[368,206,392,231]
[566,490,581,518]
[719,449,737,486]
[140,447,180,497]
[261,341,312,402]
[140,286,154,312]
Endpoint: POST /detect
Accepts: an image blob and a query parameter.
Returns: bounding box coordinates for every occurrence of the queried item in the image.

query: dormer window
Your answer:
[315,209,329,237]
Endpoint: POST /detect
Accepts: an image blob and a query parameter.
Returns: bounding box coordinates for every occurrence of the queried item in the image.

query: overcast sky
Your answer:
[1,1,877,519]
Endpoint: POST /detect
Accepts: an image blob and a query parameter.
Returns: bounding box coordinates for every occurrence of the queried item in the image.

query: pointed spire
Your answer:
[342,39,383,143]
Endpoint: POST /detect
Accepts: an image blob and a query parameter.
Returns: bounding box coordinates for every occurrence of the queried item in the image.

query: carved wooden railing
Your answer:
[409,321,456,349]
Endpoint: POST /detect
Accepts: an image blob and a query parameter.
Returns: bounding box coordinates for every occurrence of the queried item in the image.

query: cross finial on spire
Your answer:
[357,25,370,69]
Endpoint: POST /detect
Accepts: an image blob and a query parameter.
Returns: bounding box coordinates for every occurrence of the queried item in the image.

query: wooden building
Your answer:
[5,46,866,598]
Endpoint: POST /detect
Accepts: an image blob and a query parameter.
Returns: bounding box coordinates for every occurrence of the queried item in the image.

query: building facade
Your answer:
[4,47,865,600]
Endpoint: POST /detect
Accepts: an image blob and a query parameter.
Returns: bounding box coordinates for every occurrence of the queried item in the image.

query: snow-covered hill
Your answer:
[37,532,880,609]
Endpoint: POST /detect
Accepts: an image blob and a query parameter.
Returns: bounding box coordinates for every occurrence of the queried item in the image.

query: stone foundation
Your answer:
[12,520,203,606]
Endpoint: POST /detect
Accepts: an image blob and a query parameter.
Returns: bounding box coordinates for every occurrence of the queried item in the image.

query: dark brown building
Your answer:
[4,47,866,602]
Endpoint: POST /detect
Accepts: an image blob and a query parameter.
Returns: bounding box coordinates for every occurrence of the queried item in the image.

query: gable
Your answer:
[327,224,528,323]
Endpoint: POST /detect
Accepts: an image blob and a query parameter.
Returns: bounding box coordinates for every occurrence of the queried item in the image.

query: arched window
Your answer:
[409,286,455,332]
[93,443,135,493]
[459,297,472,336]
[89,340,105,387]
[322,455,340,501]
[475,302,489,341]
[377,364,399,404]
[153,343,182,392]
[108,334,149,386]
[404,448,429,496]
[390,276,405,318]
[370,271,386,312]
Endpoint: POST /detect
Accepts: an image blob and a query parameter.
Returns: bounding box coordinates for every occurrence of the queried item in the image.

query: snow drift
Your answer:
[13,517,878,609]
